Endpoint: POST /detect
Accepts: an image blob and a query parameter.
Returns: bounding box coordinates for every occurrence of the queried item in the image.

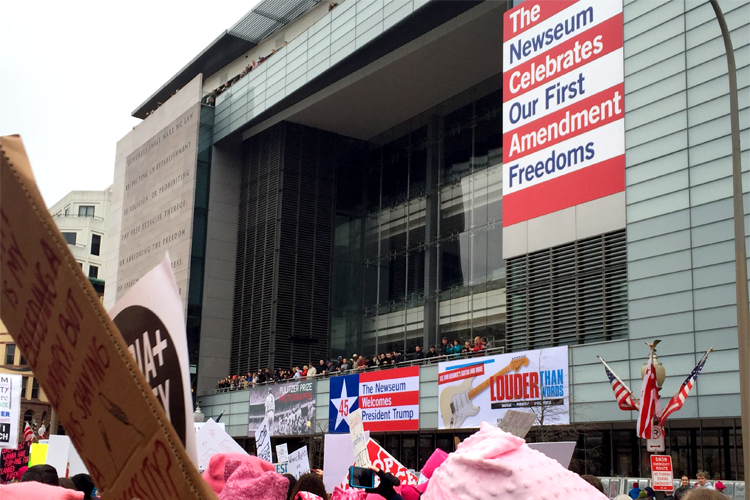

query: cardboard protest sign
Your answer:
[110,254,197,464]
[0,374,22,449]
[288,446,311,479]
[0,136,217,500]
[498,409,537,438]
[276,443,289,463]
[0,441,30,482]
[255,416,273,463]
[340,438,418,490]
[195,418,248,472]
[348,409,369,467]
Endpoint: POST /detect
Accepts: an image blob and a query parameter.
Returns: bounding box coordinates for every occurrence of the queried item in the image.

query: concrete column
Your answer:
[423,115,443,348]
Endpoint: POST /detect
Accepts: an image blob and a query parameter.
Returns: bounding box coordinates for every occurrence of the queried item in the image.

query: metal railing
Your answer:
[205,344,506,395]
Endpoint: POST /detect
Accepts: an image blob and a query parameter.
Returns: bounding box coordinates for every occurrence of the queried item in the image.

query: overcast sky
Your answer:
[0,0,261,207]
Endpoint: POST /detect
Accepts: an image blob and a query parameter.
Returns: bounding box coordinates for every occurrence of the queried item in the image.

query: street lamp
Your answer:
[194,404,205,423]
[708,0,750,482]
[641,353,666,390]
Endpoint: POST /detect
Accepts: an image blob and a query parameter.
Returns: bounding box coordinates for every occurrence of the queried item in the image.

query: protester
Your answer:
[644,486,656,499]
[21,465,59,486]
[425,346,439,358]
[580,474,604,494]
[421,422,606,499]
[471,335,484,352]
[413,345,424,359]
[439,337,450,356]
[290,473,327,500]
[365,468,402,500]
[629,482,642,499]
[461,341,472,353]
[70,474,95,500]
[283,473,297,500]
[694,471,715,489]
[684,491,727,500]
[448,339,461,355]
[714,481,726,494]
[0,482,84,500]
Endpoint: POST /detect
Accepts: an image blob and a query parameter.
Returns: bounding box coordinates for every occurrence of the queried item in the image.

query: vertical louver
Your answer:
[506,230,628,351]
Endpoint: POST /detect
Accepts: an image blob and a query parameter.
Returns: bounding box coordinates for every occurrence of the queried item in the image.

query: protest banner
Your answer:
[255,416,273,463]
[340,438,418,490]
[248,381,316,436]
[348,409,369,468]
[196,418,248,472]
[288,446,311,479]
[0,441,30,482]
[438,346,569,429]
[0,135,217,499]
[110,254,197,464]
[330,367,420,433]
[0,374,22,449]
[274,463,288,474]
[276,443,289,463]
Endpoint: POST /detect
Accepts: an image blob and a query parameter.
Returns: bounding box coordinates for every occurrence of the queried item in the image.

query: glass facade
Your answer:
[330,84,504,357]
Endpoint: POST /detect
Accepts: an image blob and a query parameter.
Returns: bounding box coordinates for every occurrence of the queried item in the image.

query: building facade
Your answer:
[49,189,112,297]
[108,0,749,480]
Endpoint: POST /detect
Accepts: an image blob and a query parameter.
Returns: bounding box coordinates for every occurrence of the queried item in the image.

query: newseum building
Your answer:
[106,0,750,480]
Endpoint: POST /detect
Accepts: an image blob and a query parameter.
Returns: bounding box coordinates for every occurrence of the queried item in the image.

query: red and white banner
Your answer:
[502,0,624,227]
[340,439,419,490]
[359,366,419,432]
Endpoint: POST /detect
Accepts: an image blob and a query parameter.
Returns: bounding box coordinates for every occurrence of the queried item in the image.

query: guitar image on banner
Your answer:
[440,356,529,429]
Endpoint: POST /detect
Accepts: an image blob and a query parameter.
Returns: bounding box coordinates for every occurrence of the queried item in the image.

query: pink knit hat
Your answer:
[330,485,367,500]
[421,448,449,479]
[219,461,289,500]
[0,481,84,500]
[423,422,607,500]
[202,452,275,495]
[401,483,428,500]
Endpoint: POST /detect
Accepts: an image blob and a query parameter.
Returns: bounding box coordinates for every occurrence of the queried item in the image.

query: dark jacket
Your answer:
[366,470,403,500]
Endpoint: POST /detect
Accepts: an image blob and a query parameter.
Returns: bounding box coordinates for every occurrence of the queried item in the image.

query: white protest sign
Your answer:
[109,253,197,465]
[46,435,72,478]
[348,408,369,467]
[288,446,311,479]
[527,442,576,468]
[276,443,289,463]
[0,374,22,449]
[68,442,89,476]
[323,432,370,493]
[498,410,537,438]
[196,418,248,472]
[255,416,273,464]
[195,421,225,433]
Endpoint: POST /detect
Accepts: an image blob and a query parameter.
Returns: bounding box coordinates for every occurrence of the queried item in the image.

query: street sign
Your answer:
[650,455,673,491]
[647,425,665,452]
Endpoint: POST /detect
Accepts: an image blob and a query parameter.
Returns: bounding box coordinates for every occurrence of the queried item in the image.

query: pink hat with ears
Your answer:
[220,461,289,500]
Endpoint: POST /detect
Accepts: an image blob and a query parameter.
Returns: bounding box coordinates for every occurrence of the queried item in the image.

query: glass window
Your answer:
[19,353,26,365]
[31,379,40,399]
[62,232,76,245]
[4,344,15,364]
[91,234,101,256]
[24,410,33,422]
[21,376,28,399]
[88,265,99,279]
[78,205,95,217]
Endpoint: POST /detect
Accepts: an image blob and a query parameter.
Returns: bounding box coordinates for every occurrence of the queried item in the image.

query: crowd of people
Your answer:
[0,464,97,499]
[621,472,732,500]
[216,336,492,390]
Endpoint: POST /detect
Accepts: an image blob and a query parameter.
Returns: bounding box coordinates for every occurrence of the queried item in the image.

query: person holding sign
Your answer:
[365,467,402,500]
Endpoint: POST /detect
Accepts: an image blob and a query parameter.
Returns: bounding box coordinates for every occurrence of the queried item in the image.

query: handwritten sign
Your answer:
[276,443,289,463]
[0,135,218,500]
[0,374,22,449]
[498,410,537,438]
[348,409,369,467]
[255,417,272,463]
[196,419,248,472]
[288,446,311,479]
[0,441,30,481]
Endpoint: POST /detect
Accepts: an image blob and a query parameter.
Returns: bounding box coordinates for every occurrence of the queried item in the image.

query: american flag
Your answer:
[23,421,34,442]
[598,356,638,411]
[658,348,712,425]
[637,348,659,439]
[38,423,48,440]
